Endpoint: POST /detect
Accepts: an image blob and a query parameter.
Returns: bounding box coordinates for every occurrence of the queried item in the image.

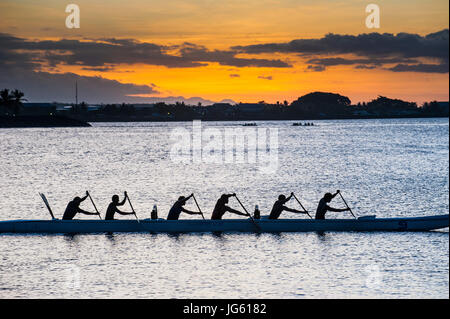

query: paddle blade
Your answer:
[39,193,56,220]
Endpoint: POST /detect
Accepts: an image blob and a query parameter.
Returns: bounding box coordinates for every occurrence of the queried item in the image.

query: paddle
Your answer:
[125,192,140,223]
[39,193,56,220]
[86,191,102,220]
[234,195,261,232]
[337,191,357,219]
[192,194,205,220]
[292,193,313,219]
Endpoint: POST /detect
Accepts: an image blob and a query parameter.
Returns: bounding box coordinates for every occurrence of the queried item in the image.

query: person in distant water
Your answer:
[62,192,99,220]
[315,190,350,220]
[105,192,135,220]
[268,193,308,219]
[211,193,248,220]
[167,194,203,220]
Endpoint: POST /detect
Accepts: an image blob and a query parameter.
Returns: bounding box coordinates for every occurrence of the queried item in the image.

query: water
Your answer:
[0,118,448,298]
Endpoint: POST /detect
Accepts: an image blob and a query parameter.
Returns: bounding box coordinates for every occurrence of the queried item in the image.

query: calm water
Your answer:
[0,118,448,298]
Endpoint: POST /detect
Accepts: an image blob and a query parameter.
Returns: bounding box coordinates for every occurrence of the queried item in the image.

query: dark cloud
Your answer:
[387,63,449,73]
[233,29,449,73]
[176,43,291,68]
[81,66,116,72]
[229,74,240,78]
[306,57,418,67]
[354,65,376,70]
[233,30,448,58]
[257,75,273,80]
[306,57,420,71]
[306,65,326,72]
[0,33,290,69]
[0,68,159,104]
[0,33,290,102]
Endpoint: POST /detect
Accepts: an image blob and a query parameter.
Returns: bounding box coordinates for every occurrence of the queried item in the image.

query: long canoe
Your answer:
[0,214,448,234]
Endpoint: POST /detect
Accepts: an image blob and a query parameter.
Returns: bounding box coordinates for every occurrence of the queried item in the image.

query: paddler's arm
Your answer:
[115,207,135,215]
[284,192,294,203]
[225,206,248,217]
[181,193,194,204]
[80,192,89,202]
[331,190,340,199]
[77,208,98,215]
[283,206,308,214]
[326,205,350,212]
[118,192,128,206]
[181,207,202,215]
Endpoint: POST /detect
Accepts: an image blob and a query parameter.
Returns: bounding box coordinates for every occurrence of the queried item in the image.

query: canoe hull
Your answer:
[0,215,448,234]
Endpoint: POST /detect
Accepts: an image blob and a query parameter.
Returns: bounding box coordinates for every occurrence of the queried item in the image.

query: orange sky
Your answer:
[0,0,448,104]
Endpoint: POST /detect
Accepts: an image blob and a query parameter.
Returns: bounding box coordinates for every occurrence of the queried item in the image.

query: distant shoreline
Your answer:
[0,115,91,128]
[73,113,449,123]
[1,114,447,128]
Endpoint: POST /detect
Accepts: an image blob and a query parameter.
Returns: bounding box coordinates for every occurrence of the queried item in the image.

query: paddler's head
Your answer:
[324,193,333,202]
[73,197,82,204]
[278,195,286,201]
[112,195,119,203]
[220,194,229,204]
[178,196,186,205]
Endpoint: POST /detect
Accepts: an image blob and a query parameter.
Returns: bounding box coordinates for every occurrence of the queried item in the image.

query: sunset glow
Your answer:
[1,0,448,104]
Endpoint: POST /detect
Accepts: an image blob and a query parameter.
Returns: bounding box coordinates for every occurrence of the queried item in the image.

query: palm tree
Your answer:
[11,89,26,115]
[0,89,13,115]
[0,89,12,104]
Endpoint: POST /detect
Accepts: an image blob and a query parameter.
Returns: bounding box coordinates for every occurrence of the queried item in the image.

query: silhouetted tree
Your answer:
[365,96,417,115]
[0,89,13,115]
[290,92,351,116]
[1,89,26,115]
[422,101,447,116]
[11,89,27,115]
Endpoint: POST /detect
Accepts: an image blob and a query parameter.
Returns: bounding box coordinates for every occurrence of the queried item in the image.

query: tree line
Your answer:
[1,89,448,120]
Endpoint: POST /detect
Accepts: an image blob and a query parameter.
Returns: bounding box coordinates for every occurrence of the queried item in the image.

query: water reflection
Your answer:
[0,119,448,298]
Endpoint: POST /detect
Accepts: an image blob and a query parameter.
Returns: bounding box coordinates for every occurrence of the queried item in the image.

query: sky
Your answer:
[0,0,448,104]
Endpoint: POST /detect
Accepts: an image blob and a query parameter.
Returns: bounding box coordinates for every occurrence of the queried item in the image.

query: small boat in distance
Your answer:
[0,214,448,234]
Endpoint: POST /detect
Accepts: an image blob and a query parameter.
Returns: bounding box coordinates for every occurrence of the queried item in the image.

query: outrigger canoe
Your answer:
[0,214,448,234]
